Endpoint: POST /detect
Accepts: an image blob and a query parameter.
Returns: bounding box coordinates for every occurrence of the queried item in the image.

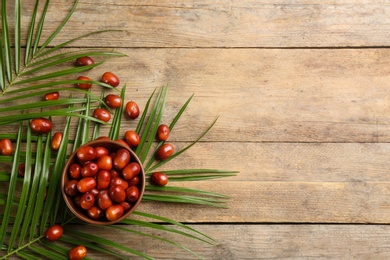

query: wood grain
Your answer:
[13,0,390,48]
[3,48,390,143]
[78,224,390,259]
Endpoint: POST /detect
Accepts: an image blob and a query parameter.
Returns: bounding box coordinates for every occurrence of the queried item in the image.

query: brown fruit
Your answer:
[125,101,140,119]
[101,72,120,87]
[156,143,174,160]
[75,56,94,66]
[125,186,140,203]
[76,145,96,162]
[77,177,96,193]
[97,170,111,190]
[0,138,13,156]
[105,94,122,108]
[128,176,139,186]
[68,163,81,179]
[113,148,131,170]
[64,180,79,196]
[124,130,140,147]
[95,146,109,159]
[93,108,111,123]
[81,162,99,178]
[80,193,95,210]
[69,245,88,260]
[110,177,129,190]
[30,118,53,134]
[18,163,26,177]
[151,172,169,186]
[96,155,112,171]
[106,204,124,221]
[76,76,92,90]
[109,185,126,203]
[157,124,170,141]
[51,132,63,151]
[97,190,113,210]
[45,225,63,242]
[87,206,104,220]
[122,162,141,180]
[44,91,59,101]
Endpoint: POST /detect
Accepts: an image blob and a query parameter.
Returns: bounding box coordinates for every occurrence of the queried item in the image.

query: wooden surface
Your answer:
[12,0,390,258]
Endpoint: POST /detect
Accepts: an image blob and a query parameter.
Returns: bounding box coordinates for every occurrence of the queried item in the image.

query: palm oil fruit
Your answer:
[156,143,174,160]
[30,118,53,134]
[75,56,94,67]
[45,224,63,242]
[157,124,170,141]
[125,101,140,119]
[105,94,122,108]
[0,138,13,156]
[101,72,120,87]
[44,91,59,101]
[93,108,111,122]
[124,130,140,147]
[151,172,169,186]
[69,245,88,260]
[51,132,63,151]
[76,76,93,90]
[64,143,143,223]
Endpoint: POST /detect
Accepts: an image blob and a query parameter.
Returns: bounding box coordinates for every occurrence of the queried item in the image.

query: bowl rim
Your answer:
[61,139,145,225]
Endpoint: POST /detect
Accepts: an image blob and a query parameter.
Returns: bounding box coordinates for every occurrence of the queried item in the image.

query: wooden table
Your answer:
[10,0,390,258]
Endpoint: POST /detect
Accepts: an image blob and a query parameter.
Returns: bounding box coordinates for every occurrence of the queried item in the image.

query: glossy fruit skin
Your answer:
[69,163,81,179]
[126,186,140,202]
[97,190,113,210]
[69,245,88,260]
[113,148,131,170]
[95,146,109,159]
[44,91,60,101]
[128,176,139,186]
[124,130,140,147]
[109,185,126,203]
[96,155,113,171]
[101,72,120,87]
[105,94,122,108]
[80,193,95,210]
[77,145,96,162]
[125,101,140,119]
[87,206,104,220]
[110,177,129,190]
[45,225,63,242]
[151,172,169,186]
[30,118,53,134]
[75,56,94,66]
[77,177,96,193]
[76,76,92,90]
[157,124,170,141]
[81,162,99,178]
[106,204,124,221]
[122,162,141,180]
[97,170,111,190]
[93,108,111,122]
[0,138,13,156]
[65,180,79,196]
[156,143,174,160]
[51,132,63,151]
[120,201,131,211]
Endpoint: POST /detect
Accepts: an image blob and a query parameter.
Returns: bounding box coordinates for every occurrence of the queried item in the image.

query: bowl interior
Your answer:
[61,139,145,225]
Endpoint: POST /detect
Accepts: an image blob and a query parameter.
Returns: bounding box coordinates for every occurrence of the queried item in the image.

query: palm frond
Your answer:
[14,0,21,75]
[1,0,12,83]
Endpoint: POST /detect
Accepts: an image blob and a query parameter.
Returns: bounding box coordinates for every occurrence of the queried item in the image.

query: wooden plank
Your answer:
[137,179,390,223]
[77,224,390,259]
[13,0,390,48]
[87,48,390,143]
[2,48,390,142]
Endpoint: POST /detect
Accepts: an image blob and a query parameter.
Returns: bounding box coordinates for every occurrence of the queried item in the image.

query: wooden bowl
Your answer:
[61,139,145,225]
